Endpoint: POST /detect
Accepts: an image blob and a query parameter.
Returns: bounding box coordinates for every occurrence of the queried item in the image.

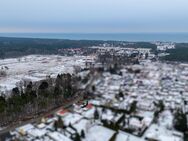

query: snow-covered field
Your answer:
[0,55,93,95]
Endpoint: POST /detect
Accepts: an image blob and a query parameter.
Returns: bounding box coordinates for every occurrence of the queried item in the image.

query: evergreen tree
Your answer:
[57,116,64,129]
[109,133,117,141]
[69,123,73,128]
[92,85,96,92]
[145,53,149,59]
[81,129,85,138]
[174,109,187,132]
[74,133,81,141]
[158,100,165,112]
[54,120,58,131]
[12,87,20,95]
[0,96,6,113]
[94,108,99,120]
[119,91,124,98]
[129,101,137,113]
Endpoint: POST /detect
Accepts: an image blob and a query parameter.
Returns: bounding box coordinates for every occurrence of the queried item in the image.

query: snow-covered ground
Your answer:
[0,55,94,95]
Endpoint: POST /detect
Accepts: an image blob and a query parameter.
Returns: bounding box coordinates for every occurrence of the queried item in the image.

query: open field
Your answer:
[0,55,93,95]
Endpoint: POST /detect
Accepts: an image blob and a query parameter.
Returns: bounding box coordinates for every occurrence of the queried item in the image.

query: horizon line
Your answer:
[0,32,188,34]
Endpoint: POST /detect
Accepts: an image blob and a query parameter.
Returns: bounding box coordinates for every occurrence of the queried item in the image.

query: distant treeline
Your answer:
[162,43,188,62]
[0,37,104,58]
[123,42,157,50]
[0,37,157,58]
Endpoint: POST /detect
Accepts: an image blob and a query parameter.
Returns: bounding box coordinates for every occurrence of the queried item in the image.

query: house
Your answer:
[16,124,34,136]
[85,125,115,141]
[73,119,91,134]
[48,132,73,141]
[56,109,69,117]
[137,100,155,111]
[27,128,47,138]
[144,124,183,141]
[63,113,83,126]
[129,117,145,131]
[116,130,144,141]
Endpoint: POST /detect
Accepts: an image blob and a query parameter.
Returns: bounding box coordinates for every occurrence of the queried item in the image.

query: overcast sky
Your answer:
[0,0,188,33]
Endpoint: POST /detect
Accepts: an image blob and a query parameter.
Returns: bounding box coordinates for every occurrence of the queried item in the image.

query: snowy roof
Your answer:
[48,132,72,141]
[37,123,46,129]
[86,125,115,141]
[116,131,143,141]
[129,117,143,129]
[82,107,95,119]
[16,124,34,133]
[144,124,183,141]
[27,128,47,138]
[56,109,69,117]
[63,113,83,125]
[73,119,90,134]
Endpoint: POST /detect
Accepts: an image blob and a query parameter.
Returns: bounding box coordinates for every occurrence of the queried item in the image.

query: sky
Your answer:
[0,0,188,33]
